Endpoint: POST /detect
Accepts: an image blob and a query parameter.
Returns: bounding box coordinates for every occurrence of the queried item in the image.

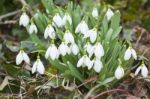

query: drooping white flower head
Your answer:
[63,13,72,25]
[52,13,63,28]
[92,8,98,19]
[19,12,30,27]
[44,24,56,39]
[29,23,38,34]
[77,55,93,69]
[124,47,137,60]
[135,63,148,78]
[64,31,74,44]
[45,44,59,60]
[58,42,69,56]
[106,8,114,21]
[115,66,124,79]
[93,58,103,73]
[86,28,97,43]
[16,50,30,65]
[94,43,104,59]
[85,43,94,58]
[75,21,89,35]
[70,43,79,55]
[32,57,45,74]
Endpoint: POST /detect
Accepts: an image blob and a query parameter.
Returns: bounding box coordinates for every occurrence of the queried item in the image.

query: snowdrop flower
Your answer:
[86,28,97,43]
[135,63,148,77]
[70,43,79,55]
[32,57,45,74]
[85,43,94,58]
[92,8,98,19]
[94,43,104,59]
[45,44,59,60]
[93,58,103,73]
[63,13,72,25]
[124,47,137,60]
[44,25,56,39]
[64,31,74,44]
[77,55,93,69]
[115,66,124,79]
[106,8,114,21]
[19,12,30,27]
[53,13,63,28]
[75,21,89,36]
[29,23,38,34]
[58,42,69,56]
[16,50,30,65]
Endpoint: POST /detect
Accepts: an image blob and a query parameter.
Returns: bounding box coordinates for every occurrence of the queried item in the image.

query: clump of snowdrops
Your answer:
[16,0,149,95]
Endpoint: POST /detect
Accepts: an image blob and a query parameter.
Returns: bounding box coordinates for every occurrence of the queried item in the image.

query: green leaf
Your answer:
[49,59,68,73]
[42,0,54,14]
[67,61,83,81]
[110,11,120,30]
[33,13,45,32]
[111,26,122,40]
[30,34,46,50]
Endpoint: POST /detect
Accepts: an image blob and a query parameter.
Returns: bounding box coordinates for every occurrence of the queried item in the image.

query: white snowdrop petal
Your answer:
[141,65,148,77]
[135,66,142,76]
[45,46,51,59]
[64,32,74,44]
[89,29,97,43]
[92,8,98,18]
[37,60,45,74]
[16,51,23,65]
[84,56,93,69]
[32,61,37,74]
[19,13,30,27]
[71,43,79,55]
[53,14,63,28]
[115,66,124,79]
[50,45,59,60]
[75,23,81,33]
[87,60,94,70]
[124,48,132,60]
[63,14,72,25]
[85,43,94,58]
[29,24,38,34]
[106,9,114,21]
[77,57,84,67]
[93,59,103,73]
[22,52,30,64]
[44,25,56,39]
[131,48,137,60]
[44,27,49,39]
[58,43,68,56]
[94,43,104,59]
[80,21,89,35]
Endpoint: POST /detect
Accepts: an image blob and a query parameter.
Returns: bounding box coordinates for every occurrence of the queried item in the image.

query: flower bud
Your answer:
[124,47,137,60]
[63,13,72,25]
[53,13,63,28]
[19,12,30,27]
[44,25,56,39]
[16,50,30,65]
[135,63,148,78]
[94,43,104,59]
[32,58,45,74]
[29,23,38,34]
[92,8,98,19]
[115,66,124,79]
[106,9,114,21]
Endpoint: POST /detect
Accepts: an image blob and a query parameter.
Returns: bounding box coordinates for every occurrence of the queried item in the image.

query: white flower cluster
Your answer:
[42,9,105,73]
[17,8,148,79]
[19,12,38,34]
